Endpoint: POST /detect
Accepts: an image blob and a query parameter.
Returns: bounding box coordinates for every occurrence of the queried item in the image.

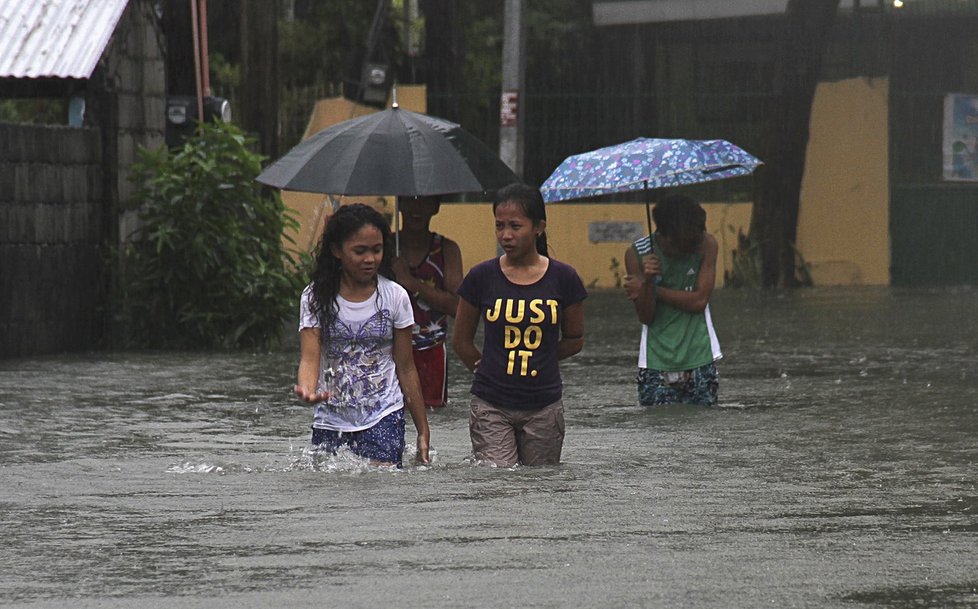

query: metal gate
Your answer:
[889,16,978,285]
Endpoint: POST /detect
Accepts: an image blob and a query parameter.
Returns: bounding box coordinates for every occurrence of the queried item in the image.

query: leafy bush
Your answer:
[119,121,304,349]
[724,228,813,288]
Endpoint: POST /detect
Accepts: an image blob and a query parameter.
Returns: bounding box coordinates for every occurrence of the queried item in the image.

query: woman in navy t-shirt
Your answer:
[453,183,587,466]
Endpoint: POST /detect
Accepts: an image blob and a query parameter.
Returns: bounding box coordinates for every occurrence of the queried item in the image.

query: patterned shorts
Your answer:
[637,363,719,407]
[310,409,406,466]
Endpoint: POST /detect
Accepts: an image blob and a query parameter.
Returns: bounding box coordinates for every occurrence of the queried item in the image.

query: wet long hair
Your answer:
[309,203,394,345]
[652,194,706,254]
[492,182,549,256]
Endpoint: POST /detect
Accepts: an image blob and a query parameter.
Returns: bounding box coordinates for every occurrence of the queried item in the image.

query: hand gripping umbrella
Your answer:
[539,137,762,236]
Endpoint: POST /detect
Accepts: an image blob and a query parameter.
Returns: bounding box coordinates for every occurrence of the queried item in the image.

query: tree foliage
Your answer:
[119,122,304,349]
[0,99,67,124]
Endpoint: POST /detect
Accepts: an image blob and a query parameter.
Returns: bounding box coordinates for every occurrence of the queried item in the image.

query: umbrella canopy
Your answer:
[256,105,518,197]
[539,137,762,204]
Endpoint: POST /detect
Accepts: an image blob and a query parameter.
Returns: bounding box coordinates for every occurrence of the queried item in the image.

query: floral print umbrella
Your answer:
[540,137,762,202]
[539,137,762,234]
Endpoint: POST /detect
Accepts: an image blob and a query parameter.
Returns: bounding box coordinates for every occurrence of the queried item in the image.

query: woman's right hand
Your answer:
[623,274,643,301]
[294,384,329,403]
[391,257,419,292]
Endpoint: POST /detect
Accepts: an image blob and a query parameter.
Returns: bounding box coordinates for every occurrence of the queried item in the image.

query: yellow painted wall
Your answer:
[797,77,890,285]
[432,201,752,289]
[434,79,891,289]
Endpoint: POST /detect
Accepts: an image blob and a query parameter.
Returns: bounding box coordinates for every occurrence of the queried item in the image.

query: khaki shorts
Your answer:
[469,396,565,467]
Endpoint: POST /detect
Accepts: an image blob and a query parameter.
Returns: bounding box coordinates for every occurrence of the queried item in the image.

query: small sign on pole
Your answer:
[500,90,519,127]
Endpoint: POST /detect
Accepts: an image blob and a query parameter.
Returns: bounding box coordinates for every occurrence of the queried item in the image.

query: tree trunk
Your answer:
[419,0,461,120]
[750,0,840,287]
[239,0,280,159]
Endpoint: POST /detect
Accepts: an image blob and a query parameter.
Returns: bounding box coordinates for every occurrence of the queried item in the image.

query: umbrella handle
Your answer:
[643,180,653,238]
[644,201,653,240]
[643,183,662,285]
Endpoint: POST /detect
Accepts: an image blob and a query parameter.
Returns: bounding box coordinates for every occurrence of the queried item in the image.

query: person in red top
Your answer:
[392,195,463,409]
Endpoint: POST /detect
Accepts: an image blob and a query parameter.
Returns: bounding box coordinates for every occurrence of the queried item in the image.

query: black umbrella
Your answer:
[255,104,518,197]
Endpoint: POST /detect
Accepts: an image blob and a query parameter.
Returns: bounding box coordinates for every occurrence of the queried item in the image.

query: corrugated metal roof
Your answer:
[0,0,130,79]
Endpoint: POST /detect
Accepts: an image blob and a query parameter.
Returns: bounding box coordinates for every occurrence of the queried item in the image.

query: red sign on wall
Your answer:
[500,90,519,127]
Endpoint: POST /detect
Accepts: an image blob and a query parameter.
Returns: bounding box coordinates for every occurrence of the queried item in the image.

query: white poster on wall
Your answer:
[943,93,978,181]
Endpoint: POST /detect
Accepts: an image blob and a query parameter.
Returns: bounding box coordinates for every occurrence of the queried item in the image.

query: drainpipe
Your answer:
[199,0,210,96]
[190,0,204,124]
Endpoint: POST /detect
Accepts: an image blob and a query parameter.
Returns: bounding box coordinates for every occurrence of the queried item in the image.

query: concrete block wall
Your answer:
[0,123,105,357]
[0,0,166,357]
[105,0,166,210]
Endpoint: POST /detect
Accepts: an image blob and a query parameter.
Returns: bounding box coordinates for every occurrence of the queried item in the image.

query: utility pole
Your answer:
[499,0,525,179]
[240,0,280,160]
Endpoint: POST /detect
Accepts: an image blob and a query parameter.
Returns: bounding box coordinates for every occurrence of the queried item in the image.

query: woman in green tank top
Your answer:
[622,194,722,406]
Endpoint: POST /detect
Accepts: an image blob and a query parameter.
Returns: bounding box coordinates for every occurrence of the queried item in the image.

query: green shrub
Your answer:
[119,121,304,349]
[724,228,813,288]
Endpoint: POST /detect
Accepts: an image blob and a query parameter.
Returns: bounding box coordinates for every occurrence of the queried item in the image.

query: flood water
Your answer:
[1,287,977,609]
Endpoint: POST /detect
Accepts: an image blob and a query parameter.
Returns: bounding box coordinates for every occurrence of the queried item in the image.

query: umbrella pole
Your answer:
[643,180,653,238]
[395,197,400,257]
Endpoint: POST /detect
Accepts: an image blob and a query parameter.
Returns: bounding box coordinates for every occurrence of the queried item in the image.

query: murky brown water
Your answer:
[1,287,976,608]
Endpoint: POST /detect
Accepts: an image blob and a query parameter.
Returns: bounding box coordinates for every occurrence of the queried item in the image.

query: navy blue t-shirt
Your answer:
[456,257,587,410]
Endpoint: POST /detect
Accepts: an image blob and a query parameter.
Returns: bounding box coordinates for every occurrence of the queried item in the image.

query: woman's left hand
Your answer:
[415,433,430,465]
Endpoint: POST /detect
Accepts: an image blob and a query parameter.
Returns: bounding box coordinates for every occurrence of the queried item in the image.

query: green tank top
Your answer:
[633,234,716,371]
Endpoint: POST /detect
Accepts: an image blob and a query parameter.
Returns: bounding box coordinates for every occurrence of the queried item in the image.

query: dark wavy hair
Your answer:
[492,182,549,256]
[309,203,394,344]
[652,194,706,254]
